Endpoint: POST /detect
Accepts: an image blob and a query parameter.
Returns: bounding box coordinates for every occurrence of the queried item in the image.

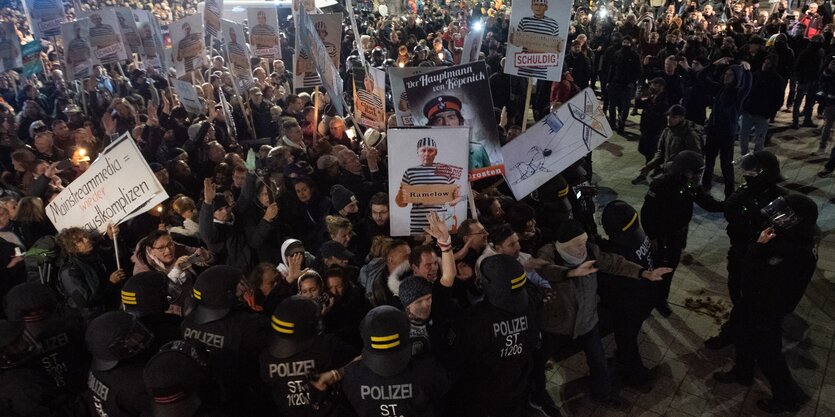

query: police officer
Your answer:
[181,265,271,416]
[705,151,787,349]
[598,201,659,392]
[122,271,183,353]
[640,150,724,316]
[451,254,539,417]
[714,194,818,413]
[327,305,452,417]
[143,340,229,417]
[4,282,89,396]
[0,319,66,416]
[258,296,354,416]
[85,311,155,417]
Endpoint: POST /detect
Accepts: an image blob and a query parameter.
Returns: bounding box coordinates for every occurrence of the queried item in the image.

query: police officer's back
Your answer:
[5,282,89,395]
[122,271,182,354]
[452,254,538,417]
[85,311,155,417]
[181,265,270,416]
[341,306,452,417]
[259,296,355,416]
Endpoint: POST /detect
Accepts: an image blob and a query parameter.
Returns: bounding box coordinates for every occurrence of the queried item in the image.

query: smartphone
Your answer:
[187,252,201,263]
[14,247,23,257]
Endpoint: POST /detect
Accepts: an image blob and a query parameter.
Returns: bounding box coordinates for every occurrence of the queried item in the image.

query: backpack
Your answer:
[24,235,61,288]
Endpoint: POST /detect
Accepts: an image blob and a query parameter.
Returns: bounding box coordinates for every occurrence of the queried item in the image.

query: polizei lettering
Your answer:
[492,316,528,337]
[268,359,315,378]
[88,372,110,400]
[183,328,225,349]
[360,384,414,400]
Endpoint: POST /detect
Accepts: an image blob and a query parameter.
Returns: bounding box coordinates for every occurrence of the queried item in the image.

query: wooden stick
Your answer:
[522,77,533,131]
[313,85,319,142]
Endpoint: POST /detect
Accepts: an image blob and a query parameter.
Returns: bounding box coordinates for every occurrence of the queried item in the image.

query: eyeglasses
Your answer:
[152,241,175,251]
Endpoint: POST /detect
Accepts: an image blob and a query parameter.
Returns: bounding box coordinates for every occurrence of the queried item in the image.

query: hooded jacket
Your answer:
[743,65,785,118]
[706,64,752,138]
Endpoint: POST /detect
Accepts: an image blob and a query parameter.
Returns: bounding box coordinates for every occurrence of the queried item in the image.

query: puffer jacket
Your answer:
[536,243,644,337]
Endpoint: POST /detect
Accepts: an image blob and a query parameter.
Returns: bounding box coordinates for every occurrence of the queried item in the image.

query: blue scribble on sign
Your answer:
[543,114,564,135]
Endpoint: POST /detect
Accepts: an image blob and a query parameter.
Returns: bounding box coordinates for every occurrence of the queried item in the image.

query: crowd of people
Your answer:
[0,0,827,416]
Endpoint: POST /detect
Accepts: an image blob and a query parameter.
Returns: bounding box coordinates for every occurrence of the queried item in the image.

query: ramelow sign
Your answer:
[47,133,169,234]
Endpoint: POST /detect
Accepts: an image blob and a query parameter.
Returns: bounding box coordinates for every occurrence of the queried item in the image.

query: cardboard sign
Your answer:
[61,19,94,81]
[503,0,571,81]
[0,22,23,72]
[247,7,280,59]
[78,9,129,65]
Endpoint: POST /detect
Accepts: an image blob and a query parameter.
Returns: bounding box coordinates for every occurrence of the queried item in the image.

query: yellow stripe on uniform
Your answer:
[511,277,527,290]
[510,273,526,284]
[271,322,294,334]
[558,186,570,197]
[371,340,401,350]
[193,289,202,300]
[370,334,399,342]
[622,212,638,232]
[272,317,295,328]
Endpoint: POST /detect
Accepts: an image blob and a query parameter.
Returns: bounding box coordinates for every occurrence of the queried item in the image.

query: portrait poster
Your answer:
[352,64,386,130]
[501,88,612,200]
[169,13,206,78]
[60,19,93,81]
[21,40,43,78]
[387,127,470,237]
[388,66,433,127]
[24,0,64,38]
[295,13,340,90]
[78,9,128,65]
[460,29,484,65]
[0,22,22,72]
[221,19,253,87]
[172,79,204,116]
[247,7,280,59]
[296,7,343,114]
[114,7,142,55]
[204,0,223,38]
[503,0,571,82]
[403,61,504,179]
[135,10,166,70]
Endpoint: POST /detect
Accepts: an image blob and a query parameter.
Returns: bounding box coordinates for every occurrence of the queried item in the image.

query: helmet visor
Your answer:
[0,330,39,369]
[734,152,762,177]
[761,196,800,229]
[108,320,154,359]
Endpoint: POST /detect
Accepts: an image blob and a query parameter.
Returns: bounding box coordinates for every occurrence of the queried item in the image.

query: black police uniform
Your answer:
[342,306,452,417]
[724,196,818,411]
[640,152,724,311]
[258,296,355,417]
[87,356,152,417]
[181,266,271,417]
[597,201,659,389]
[121,271,183,354]
[451,255,538,417]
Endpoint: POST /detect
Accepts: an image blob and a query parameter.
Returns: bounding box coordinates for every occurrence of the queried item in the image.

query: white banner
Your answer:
[46,133,169,234]
[172,79,204,115]
[502,88,612,200]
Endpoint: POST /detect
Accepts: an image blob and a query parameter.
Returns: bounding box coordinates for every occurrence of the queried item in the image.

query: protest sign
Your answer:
[21,40,43,78]
[297,7,343,114]
[169,13,206,78]
[503,0,571,81]
[353,64,386,130]
[204,0,223,38]
[248,7,280,59]
[115,7,142,56]
[295,13,341,90]
[222,19,253,88]
[24,0,64,38]
[136,10,166,70]
[403,61,503,178]
[388,66,433,127]
[172,79,204,115]
[501,87,612,200]
[61,19,94,81]
[77,9,129,65]
[46,133,169,234]
[0,22,22,72]
[346,0,365,64]
[460,28,484,65]
[388,127,469,236]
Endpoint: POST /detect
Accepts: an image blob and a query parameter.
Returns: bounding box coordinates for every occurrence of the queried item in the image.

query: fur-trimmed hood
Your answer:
[387,261,411,297]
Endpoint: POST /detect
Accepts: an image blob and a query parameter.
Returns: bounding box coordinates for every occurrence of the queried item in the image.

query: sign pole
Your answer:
[522,77,533,131]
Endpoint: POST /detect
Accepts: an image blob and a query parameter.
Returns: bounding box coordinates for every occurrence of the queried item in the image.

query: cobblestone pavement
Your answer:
[543,107,835,417]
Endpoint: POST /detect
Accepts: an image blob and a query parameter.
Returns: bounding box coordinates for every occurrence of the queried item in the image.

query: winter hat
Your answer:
[398,276,432,307]
[557,219,586,243]
[330,184,357,211]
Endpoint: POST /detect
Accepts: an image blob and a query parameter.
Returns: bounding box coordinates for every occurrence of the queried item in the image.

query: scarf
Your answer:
[556,242,588,267]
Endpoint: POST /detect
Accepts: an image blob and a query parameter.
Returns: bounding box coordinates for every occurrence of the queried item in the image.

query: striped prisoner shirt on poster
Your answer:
[227,41,249,78]
[178,34,202,72]
[357,88,383,113]
[400,137,459,234]
[89,23,118,61]
[515,15,560,78]
[250,24,278,48]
